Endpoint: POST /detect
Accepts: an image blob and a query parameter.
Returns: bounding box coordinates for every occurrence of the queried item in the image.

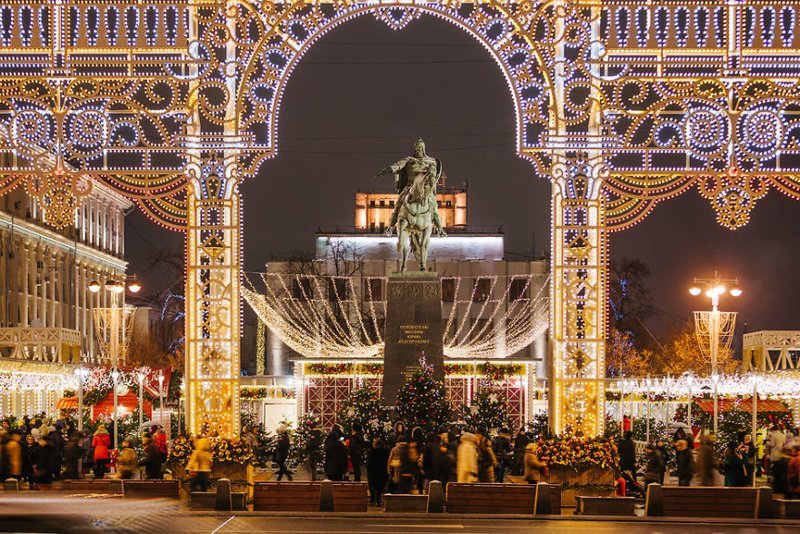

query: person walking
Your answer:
[324,425,348,481]
[347,425,365,482]
[618,430,636,473]
[187,437,213,492]
[306,421,323,481]
[139,433,163,479]
[388,435,415,493]
[3,430,23,482]
[274,424,293,481]
[723,442,747,487]
[419,433,442,490]
[523,442,547,484]
[34,435,57,489]
[674,434,694,486]
[743,434,757,485]
[477,434,497,483]
[62,432,84,480]
[767,426,787,480]
[456,433,479,483]
[695,434,717,486]
[24,434,38,488]
[643,443,664,487]
[116,439,138,479]
[492,428,512,483]
[366,438,389,506]
[512,427,529,476]
[91,425,111,480]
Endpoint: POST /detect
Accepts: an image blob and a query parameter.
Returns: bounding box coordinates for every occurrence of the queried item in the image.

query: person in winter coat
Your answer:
[674,436,694,486]
[116,439,138,479]
[91,425,111,480]
[3,431,23,481]
[274,424,292,481]
[723,441,747,487]
[643,443,665,486]
[618,430,637,473]
[34,436,58,487]
[523,442,547,484]
[153,427,168,462]
[477,434,497,483]
[419,433,442,489]
[388,435,416,493]
[787,445,800,498]
[694,434,718,486]
[439,433,456,483]
[456,433,479,483]
[139,433,163,479]
[492,428,513,483]
[366,438,390,506]
[24,434,38,486]
[306,421,324,481]
[348,425,365,482]
[512,427,530,476]
[324,426,348,481]
[62,431,84,480]
[187,437,213,492]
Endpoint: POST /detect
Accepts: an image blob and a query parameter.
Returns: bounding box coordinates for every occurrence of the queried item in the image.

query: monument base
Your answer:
[382,271,444,405]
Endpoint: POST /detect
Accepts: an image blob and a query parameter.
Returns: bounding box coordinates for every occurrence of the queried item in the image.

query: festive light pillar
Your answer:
[184,2,242,438]
[549,151,607,437]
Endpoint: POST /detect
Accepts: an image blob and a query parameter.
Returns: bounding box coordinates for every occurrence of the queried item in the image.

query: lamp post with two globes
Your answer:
[88,276,141,449]
[689,272,742,435]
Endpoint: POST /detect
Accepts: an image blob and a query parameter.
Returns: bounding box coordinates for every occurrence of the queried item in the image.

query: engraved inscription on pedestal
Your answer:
[382,272,444,405]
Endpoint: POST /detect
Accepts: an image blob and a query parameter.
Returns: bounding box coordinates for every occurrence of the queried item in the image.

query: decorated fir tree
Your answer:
[461,384,511,436]
[336,384,391,441]
[396,357,451,434]
[287,413,324,469]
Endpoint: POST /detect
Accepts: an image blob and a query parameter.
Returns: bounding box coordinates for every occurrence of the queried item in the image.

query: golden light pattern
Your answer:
[0,1,799,436]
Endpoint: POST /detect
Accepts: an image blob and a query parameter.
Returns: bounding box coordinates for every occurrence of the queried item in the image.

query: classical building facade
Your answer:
[0,184,131,362]
[354,184,467,234]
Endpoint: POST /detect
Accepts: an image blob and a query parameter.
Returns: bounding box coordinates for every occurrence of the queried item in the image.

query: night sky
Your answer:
[125,15,800,340]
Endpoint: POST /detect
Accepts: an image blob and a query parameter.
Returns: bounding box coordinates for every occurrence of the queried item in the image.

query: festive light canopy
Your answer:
[243,273,549,360]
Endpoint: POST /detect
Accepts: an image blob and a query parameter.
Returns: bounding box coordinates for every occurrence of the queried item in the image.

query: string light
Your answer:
[243,273,549,360]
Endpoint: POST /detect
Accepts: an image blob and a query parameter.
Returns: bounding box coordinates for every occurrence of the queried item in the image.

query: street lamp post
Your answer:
[689,272,742,435]
[686,374,693,432]
[111,369,119,449]
[158,370,164,434]
[75,367,88,433]
[138,372,145,432]
[751,374,759,488]
[89,275,141,450]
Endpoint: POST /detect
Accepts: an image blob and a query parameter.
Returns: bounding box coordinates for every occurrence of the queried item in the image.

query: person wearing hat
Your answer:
[116,439,138,479]
[91,425,111,480]
[187,437,213,492]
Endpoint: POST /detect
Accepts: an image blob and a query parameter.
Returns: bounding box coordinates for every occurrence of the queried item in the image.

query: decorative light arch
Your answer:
[233,1,558,178]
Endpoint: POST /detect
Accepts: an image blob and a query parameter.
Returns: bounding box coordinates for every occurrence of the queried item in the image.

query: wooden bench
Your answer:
[122,480,180,499]
[446,483,536,514]
[645,484,774,519]
[776,499,800,518]
[384,494,428,512]
[331,482,368,512]
[575,495,635,516]
[59,479,120,494]
[253,482,322,512]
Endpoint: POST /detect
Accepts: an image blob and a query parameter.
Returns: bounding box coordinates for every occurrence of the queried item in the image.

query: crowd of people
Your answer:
[0,414,169,488]
[281,422,549,506]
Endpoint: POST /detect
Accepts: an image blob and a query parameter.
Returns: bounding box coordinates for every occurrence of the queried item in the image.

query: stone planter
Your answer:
[546,467,616,507]
[167,462,254,501]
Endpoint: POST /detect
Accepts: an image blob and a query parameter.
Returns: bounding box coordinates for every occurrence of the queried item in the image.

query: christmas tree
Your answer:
[337,384,391,441]
[287,413,324,469]
[461,384,511,436]
[396,357,451,434]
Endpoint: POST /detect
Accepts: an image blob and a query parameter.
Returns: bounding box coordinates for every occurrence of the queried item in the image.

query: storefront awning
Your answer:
[694,398,789,414]
[57,397,78,410]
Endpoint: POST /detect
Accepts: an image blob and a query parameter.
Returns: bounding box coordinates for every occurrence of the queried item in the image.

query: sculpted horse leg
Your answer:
[419,224,433,271]
[397,219,410,272]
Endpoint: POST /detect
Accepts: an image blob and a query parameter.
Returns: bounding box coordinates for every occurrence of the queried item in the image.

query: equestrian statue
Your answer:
[377,138,446,272]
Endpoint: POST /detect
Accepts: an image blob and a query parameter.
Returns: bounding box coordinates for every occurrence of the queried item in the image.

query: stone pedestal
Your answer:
[382,272,444,405]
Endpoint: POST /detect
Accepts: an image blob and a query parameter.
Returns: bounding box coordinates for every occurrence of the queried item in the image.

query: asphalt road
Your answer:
[1,496,799,533]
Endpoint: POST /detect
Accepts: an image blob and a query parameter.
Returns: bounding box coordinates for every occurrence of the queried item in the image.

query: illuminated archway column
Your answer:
[185,153,242,437]
[548,152,608,437]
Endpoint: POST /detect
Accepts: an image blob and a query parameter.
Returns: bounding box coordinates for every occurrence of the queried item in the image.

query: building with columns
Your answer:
[0,185,131,360]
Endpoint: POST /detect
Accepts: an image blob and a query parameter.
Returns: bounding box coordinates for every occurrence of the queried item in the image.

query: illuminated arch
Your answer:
[235,1,557,178]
